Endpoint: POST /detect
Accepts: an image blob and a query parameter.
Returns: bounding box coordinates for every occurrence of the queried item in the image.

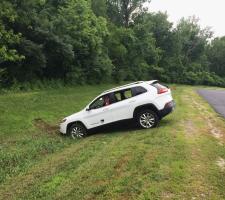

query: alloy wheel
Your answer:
[139,112,155,128]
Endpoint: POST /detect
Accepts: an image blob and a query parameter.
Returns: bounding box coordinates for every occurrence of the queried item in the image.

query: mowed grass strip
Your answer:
[173,88,224,199]
[0,85,225,199]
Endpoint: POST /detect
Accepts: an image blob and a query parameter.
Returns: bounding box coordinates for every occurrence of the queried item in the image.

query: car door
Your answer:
[109,89,136,121]
[83,95,114,128]
[109,86,148,122]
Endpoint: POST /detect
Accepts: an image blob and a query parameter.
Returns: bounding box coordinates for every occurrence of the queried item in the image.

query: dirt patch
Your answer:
[216,157,225,171]
[161,192,174,199]
[114,155,130,170]
[210,128,223,139]
[33,118,58,134]
[114,154,130,177]
[185,120,196,136]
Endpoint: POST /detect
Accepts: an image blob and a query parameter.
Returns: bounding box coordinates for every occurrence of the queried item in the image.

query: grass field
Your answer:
[0,85,225,200]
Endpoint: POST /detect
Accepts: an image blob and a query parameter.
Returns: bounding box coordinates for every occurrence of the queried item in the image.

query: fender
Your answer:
[133,103,160,119]
[66,121,88,133]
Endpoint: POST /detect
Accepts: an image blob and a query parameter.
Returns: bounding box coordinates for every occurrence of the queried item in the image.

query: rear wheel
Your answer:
[69,123,87,139]
[137,110,159,129]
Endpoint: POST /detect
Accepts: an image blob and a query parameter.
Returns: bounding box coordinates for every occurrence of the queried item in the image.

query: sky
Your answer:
[145,0,225,37]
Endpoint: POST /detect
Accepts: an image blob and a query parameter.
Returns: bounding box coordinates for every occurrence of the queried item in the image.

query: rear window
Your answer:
[132,86,147,96]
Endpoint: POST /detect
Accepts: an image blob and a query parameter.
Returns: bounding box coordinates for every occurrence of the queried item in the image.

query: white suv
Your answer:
[60,80,175,139]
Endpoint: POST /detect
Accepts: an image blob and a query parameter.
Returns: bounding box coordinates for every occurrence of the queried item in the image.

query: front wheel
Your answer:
[137,110,159,129]
[69,123,87,139]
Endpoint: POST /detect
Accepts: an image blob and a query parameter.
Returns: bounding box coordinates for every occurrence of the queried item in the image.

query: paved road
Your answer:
[197,89,225,118]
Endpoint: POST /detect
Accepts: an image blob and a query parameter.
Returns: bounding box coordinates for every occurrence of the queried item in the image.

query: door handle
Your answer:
[101,119,104,123]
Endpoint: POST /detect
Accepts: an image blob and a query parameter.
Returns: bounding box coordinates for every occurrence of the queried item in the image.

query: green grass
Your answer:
[0,85,225,199]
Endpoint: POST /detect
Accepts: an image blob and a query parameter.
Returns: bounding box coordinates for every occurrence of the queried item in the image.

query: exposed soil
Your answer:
[33,118,58,134]
[114,154,130,177]
[184,120,196,136]
[216,158,225,171]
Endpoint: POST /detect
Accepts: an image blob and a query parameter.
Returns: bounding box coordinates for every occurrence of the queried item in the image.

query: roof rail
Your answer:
[102,81,144,94]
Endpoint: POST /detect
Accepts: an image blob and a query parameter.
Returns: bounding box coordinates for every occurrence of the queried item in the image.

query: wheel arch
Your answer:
[66,121,87,134]
[133,104,160,119]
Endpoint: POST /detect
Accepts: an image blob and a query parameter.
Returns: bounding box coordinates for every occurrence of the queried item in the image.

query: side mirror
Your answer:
[86,107,91,111]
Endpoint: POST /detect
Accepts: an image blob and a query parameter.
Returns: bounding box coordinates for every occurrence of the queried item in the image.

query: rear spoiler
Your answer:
[150,81,169,89]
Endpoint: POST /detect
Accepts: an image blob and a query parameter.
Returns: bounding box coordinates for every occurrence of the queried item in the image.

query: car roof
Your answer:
[101,80,158,95]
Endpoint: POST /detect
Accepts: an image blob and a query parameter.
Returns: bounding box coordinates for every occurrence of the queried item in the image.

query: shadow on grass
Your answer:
[88,118,173,136]
[159,118,173,126]
[88,120,140,136]
[35,117,174,139]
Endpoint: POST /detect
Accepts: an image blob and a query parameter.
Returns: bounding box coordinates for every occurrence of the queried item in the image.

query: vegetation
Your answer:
[0,0,224,89]
[0,84,225,199]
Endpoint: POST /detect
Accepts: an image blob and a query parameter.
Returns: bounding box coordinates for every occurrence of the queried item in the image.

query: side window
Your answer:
[115,92,122,101]
[89,96,105,109]
[89,93,118,109]
[124,89,132,98]
[113,88,133,102]
[132,86,147,96]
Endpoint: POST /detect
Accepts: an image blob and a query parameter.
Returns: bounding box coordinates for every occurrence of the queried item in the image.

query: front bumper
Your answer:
[159,100,175,118]
[59,122,67,134]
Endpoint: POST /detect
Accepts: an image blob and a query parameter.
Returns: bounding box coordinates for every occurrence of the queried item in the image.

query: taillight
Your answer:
[151,82,169,94]
[158,88,168,94]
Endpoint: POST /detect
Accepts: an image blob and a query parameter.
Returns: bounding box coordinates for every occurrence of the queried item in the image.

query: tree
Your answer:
[0,0,224,88]
[106,20,161,82]
[170,17,213,83]
[0,1,23,64]
[91,0,107,17]
[134,12,174,81]
[207,37,225,77]
[53,0,113,83]
[107,0,150,27]
[0,1,25,85]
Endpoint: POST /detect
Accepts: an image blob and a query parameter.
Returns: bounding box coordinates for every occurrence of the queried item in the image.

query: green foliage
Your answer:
[0,1,23,63]
[0,0,224,88]
[91,0,107,17]
[53,0,112,84]
[107,0,150,27]
[207,36,225,77]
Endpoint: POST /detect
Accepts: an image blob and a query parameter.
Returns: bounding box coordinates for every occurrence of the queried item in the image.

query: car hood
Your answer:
[66,109,86,122]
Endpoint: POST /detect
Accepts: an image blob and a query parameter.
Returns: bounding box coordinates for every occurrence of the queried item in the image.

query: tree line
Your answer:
[0,0,225,89]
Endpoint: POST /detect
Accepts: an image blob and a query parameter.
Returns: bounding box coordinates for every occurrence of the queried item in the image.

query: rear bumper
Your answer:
[159,100,175,118]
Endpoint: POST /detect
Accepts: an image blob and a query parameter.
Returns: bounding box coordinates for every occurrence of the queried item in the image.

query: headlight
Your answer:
[60,118,67,123]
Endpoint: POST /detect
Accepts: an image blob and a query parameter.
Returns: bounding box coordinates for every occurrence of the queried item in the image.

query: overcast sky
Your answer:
[145,0,225,37]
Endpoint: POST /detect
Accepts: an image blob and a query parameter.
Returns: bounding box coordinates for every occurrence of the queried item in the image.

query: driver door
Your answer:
[83,95,114,129]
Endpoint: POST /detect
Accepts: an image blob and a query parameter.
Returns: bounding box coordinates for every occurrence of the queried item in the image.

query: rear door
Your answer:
[109,87,147,122]
[110,89,134,121]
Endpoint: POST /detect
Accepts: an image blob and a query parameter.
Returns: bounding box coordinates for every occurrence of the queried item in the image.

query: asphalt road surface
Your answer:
[197,89,225,118]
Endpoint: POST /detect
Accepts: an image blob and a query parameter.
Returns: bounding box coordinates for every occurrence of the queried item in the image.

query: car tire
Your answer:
[69,122,87,139]
[137,109,159,129]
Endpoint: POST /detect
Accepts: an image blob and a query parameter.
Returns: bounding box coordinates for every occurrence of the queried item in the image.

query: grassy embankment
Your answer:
[0,85,225,199]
